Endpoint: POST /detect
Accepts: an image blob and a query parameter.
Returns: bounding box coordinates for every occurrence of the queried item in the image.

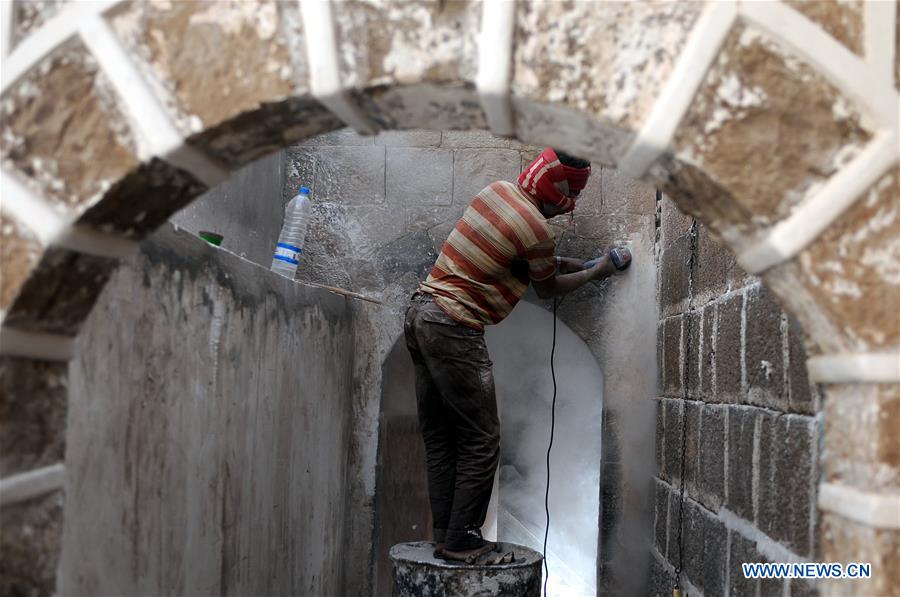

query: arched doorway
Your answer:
[376,300,603,596]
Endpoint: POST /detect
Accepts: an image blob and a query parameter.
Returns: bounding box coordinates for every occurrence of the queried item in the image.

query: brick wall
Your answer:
[651,195,822,596]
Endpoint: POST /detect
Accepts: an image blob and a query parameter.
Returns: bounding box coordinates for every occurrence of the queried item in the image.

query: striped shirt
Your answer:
[418,181,556,330]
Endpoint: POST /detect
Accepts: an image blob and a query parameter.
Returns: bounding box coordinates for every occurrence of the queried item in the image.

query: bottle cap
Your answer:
[300,186,311,195]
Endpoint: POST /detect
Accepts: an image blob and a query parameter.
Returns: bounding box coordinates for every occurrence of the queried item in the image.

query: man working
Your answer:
[404,147,631,564]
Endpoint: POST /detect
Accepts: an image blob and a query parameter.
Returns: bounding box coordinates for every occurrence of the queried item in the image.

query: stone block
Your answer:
[785,1,863,55]
[795,167,900,350]
[726,406,757,522]
[671,23,869,230]
[386,148,453,206]
[699,305,716,401]
[659,234,691,317]
[693,224,742,305]
[655,399,664,475]
[0,43,139,214]
[0,357,67,477]
[333,1,480,88]
[2,248,116,335]
[683,401,701,500]
[685,310,702,400]
[77,159,206,240]
[789,578,819,597]
[601,166,657,215]
[0,490,64,597]
[375,130,442,147]
[698,404,726,511]
[728,531,760,597]
[823,384,900,493]
[661,316,683,398]
[659,194,692,251]
[0,214,43,311]
[512,1,701,131]
[451,149,521,206]
[758,412,816,556]
[682,498,727,596]
[315,146,386,206]
[654,479,670,558]
[648,555,676,597]
[715,292,744,402]
[821,513,900,597]
[745,285,787,410]
[110,0,305,154]
[786,315,815,415]
[662,399,683,483]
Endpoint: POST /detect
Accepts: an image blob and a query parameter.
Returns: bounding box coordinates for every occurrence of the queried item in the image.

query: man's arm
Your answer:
[533,254,616,298]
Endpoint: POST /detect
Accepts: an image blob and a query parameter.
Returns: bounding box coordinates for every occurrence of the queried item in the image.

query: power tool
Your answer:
[583,247,632,272]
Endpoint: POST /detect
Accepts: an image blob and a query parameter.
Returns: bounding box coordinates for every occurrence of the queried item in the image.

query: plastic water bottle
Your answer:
[271,186,311,278]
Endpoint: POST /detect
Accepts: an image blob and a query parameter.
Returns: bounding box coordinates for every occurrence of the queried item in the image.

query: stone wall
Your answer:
[57,225,357,596]
[651,195,822,596]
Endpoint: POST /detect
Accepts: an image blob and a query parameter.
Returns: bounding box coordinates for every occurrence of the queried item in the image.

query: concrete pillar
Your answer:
[390,542,543,597]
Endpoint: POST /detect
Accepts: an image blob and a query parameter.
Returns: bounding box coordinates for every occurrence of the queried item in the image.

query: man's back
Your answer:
[419,181,556,329]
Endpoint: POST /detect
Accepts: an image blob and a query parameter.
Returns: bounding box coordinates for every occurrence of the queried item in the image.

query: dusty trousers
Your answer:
[404,293,500,551]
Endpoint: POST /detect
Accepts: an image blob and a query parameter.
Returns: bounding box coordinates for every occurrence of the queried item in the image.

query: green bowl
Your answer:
[199,231,224,246]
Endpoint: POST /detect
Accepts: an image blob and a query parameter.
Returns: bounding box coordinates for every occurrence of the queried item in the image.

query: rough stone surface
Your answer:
[821,513,900,596]
[189,98,343,169]
[685,310,702,399]
[3,248,117,335]
[726,407,757,522]
[681,498,727,596]
[0,357,67,477]
[715,292,744,401]
[11,0,69,49]
[0,214,43,310]
[111,0,305,138]
[0,42,139,213]
[787,316,816,415]
[672,23,870,237]
[661,317,683,398]
[451,149,521,207]
[699,305,716,401]
[758,412,816,556]
[785,0,864,55]
[823,384,900,492]
[334,1,480,88]
[78,158,206,240]
[697,404,726,511]
[654,480,669,558]
[0,490,65,597]
[744,285,786,410]
[315,146,387,206]
[59,224,355,596]
[602,166,657,215]
[693,225,747,304]
[390,541,542,597]
[512,98,633,168]
[512,1,702,130]
[659,234,690,317]
[376,130,442,147]
[795,168,900,350]
[385,148,453,206]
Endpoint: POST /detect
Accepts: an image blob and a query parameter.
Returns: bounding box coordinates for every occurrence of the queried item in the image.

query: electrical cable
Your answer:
[542,296,559,597]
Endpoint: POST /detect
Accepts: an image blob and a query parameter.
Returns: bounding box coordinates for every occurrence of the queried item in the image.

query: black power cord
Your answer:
[542,296,559,597]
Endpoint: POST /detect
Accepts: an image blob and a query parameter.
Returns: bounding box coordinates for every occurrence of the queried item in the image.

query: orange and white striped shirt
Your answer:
[418,181,556,330]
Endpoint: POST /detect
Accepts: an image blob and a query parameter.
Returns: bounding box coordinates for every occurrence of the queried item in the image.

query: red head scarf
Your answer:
[517,148,591,214]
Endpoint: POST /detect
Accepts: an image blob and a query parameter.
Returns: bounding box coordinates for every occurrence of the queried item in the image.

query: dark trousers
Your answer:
[404,293,500,550]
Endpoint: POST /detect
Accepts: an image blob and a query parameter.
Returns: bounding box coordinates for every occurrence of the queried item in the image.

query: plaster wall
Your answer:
[59,224,357,596]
